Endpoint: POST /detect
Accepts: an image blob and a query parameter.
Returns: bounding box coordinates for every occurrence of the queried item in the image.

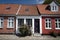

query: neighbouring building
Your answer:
[0,1,60,36]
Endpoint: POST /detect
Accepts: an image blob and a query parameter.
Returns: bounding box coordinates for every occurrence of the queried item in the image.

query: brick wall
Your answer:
[0,16,16,34]
[42,16,60,34]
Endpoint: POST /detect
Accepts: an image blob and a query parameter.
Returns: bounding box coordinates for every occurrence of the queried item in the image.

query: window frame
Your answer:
[0,17,4,28]
[26,19,32,27]
[51,5,58,12]
[55,18,60,29]
[45,18,52,29]
[7,17,14,28]
[18,19,24,27]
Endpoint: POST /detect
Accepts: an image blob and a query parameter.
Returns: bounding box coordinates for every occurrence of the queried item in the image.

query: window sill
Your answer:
[55,28,60,30]
[0,27,3,28]
[7,27,14,28]
[45,28,52,29]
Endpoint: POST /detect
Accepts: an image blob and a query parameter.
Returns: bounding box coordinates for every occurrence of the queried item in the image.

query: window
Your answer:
[18,19,24,27]
[51,5,58,11]
[0,17,4,28]
[45,18,51,29]
[55,6,57,10]
[52,6,54,10]
[26,19,32,27]
[8,17,14,28]
[55,19,60,29]
[6,6,11,10]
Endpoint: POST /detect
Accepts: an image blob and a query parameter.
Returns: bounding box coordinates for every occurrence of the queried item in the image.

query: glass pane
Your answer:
[59,23,60,28]
[55,6,56,10]
[18,19,24,26]
[12,22,13,27]
[1,22,3,27]
[9,22,10,27]
[0,22,1,27]
[46,23,48,28]
[52,6,54,10]
[26,19,32,27]
[56,23,58,28]
[59,19,60,22]
[49,23,51,28]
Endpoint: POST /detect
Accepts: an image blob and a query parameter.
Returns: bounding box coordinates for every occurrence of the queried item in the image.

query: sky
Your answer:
[0,0,44,4]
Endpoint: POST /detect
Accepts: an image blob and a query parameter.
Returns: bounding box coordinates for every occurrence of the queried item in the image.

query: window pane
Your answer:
[56,23,58,28]
[9,22,10,27]
[52,6,54,10]
[18,19,24,26]
[1,22,3,27]
[55,6,56,10]
[59,23,60,28]
[46,23,48,28]
[12,22,13,27]
[0,18,3,27]
[49,23,51,28]
[26,19,32,27]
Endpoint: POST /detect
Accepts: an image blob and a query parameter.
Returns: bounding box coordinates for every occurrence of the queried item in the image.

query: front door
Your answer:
[34,19,40,33]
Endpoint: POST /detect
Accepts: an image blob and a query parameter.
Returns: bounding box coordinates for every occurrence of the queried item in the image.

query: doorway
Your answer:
[34,19,40,33]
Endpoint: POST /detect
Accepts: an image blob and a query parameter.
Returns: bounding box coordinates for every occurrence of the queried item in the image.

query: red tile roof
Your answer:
[0,4,60,16]
[37,4,60,15]
[0,4,19,15]
[18,5,39,16]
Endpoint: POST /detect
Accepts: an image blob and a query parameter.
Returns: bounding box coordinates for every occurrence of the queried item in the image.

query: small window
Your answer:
[55,19,60,29]
[8,17,14,28]
[25,8,29,12]
[0,17,4,28]
[45,18,51,29]
[51,5,58,11]
[26,19,32,27]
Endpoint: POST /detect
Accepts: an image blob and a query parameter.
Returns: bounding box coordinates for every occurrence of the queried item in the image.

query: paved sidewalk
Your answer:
[0,35,60,40]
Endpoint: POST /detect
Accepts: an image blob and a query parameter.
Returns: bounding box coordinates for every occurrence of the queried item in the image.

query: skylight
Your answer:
[6,6,11,10]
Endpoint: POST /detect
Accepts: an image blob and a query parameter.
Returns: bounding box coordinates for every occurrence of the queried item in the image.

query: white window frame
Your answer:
[45,18,51,29]
[26,19,32,27]
[7,17,14,28]
[51,5,58,12]
[55,18,60,29]
[0,17,4,28]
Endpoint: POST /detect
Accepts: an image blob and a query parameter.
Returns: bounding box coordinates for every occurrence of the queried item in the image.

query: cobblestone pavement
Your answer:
[0,35,60,40]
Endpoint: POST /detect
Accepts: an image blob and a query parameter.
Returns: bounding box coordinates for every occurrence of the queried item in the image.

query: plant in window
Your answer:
[18,24,32,36]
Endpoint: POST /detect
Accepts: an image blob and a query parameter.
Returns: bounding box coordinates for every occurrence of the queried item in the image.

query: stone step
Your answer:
[33,33,41,36]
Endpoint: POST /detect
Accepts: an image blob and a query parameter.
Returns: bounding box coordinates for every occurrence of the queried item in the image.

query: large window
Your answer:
[55,19,60,29]
[26,19,32,27]
[45,18,51,29]
[18,19,24,26]
[8,17,14,28]
[0,17,4,28]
